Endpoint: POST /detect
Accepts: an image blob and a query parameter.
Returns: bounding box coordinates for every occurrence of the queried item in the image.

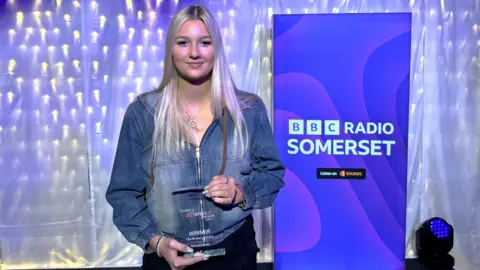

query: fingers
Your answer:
[206,176,235,190]
[204,176,236,205]
[205,176,225,190]
[212,197,234,205]
[206,183,236,202]
[170,252,207,269]
[168,238,194,253]
[209,186,236,205]
[162,239,208,269]
[207,184,231,194]
[208,189,230,198]
[173,253,207,268]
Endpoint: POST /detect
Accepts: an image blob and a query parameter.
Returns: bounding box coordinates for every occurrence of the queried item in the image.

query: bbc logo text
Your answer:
[288,119,394,136]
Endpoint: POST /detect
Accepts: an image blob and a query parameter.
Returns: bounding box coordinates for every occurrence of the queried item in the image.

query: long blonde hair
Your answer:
[152,5,249,159]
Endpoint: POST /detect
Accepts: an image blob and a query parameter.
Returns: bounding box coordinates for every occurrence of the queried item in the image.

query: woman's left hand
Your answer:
[204,176,243,206]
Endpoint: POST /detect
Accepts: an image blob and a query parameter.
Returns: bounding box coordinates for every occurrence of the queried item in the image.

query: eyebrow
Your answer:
[175,35,211,40]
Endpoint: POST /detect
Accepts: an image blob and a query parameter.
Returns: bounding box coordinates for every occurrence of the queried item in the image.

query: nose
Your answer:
[189,43,200,59]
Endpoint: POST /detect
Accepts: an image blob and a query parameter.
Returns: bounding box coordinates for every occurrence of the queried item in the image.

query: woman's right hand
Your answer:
[158,237,207,269]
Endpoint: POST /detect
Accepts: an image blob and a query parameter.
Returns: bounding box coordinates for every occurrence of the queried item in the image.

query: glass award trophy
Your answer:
[172,186,226,258]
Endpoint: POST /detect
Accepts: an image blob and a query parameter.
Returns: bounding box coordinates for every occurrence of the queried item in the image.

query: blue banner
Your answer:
[273,13,412,270]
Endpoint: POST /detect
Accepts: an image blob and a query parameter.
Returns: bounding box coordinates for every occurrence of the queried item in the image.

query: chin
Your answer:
[181,71,212,84]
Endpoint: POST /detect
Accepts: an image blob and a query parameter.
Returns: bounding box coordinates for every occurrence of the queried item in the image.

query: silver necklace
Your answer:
[184,99,208,130]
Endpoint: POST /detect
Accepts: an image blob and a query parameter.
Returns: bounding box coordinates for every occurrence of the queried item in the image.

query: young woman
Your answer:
[106,5,285,270]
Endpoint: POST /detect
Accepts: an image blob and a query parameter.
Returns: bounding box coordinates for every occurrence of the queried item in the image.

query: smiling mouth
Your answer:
[187,62,203,67]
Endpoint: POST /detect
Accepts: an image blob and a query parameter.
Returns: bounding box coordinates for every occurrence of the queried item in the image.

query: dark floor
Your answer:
[36,259,454,270]
[405,258,455,270]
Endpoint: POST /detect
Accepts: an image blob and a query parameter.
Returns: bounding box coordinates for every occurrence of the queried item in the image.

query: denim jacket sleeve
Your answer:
[241,100,285,210]
[105,101,160,253]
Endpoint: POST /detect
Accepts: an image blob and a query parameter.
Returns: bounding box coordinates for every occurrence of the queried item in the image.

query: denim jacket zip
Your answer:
[195,109,225,247]
[195,146,206,246]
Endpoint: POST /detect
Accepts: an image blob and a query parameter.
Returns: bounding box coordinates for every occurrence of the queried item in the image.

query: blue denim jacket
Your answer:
[105,90,285,253]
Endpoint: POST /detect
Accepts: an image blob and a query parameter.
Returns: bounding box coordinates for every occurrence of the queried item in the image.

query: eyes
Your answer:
[175,39,212,47]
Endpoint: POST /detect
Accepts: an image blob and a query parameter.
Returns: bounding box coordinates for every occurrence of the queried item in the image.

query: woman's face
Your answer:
[172,20,215,84]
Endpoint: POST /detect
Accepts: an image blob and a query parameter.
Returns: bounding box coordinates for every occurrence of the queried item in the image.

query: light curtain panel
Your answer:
[0,0,478,269]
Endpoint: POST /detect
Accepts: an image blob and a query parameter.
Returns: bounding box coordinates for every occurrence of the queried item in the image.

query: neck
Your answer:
[177,77,211,104]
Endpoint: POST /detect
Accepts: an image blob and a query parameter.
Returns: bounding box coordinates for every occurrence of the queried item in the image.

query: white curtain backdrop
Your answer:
[0,0,478,269]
